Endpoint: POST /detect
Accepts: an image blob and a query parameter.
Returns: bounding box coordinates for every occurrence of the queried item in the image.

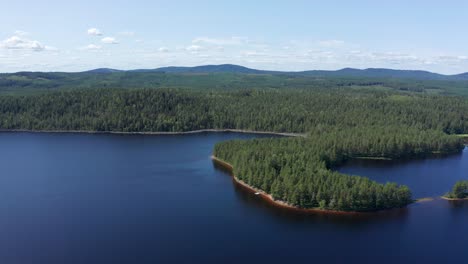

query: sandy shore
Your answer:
[440,196,468,201]
[211,155,379,215]
[415,197,434,203]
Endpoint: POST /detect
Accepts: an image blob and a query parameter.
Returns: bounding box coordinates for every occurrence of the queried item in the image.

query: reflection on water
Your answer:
[448,199,468,210]
[230,180,410,226]
[338,147,468,198]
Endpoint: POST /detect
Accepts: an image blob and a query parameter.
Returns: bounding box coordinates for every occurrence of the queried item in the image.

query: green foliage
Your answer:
[446,181,468,199]
[214,127,462,211]
[0,88,467,134]
[1,71,468,96]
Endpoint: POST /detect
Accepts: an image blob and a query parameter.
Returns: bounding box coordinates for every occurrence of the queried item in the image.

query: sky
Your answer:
[1,0,468,73]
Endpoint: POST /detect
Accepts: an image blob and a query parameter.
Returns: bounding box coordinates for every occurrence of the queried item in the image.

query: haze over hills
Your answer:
[84,68,124,74]
[130,64,268,74]
[2,64,468,97]
[78,64,468,81]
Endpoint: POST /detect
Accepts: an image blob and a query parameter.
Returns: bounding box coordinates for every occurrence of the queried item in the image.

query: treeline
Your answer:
[0,88,467,134]
[214,127,463,211]
[2,71,468,96]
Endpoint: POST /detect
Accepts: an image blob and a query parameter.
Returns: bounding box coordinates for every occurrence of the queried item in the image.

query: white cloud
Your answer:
[192,37,248,46]
[241,51,268,57]
[81,44,102,50]
[87,28,103,36]
[14,30,29,36]
[186,45,204,52]
[1,35,46,51]
[317,40,345,48]
[3,34,468,74]
[426,55,468,66]
[366,52,421,65]
[101,37,119,44]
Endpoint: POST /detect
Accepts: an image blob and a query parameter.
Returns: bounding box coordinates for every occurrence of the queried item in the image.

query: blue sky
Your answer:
[1,0,468,73]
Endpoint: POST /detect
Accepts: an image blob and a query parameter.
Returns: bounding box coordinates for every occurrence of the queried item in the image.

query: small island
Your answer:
[443,180,468,200]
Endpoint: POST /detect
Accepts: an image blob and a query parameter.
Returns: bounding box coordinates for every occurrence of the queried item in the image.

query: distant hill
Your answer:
[81,64,468,81]
[451,72,468,80]
[84,68,124,74]
[1,65,468,96]
[130,64,268,74]
[298,68,456,80]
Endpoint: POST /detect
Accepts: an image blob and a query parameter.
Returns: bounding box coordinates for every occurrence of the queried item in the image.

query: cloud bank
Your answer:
[101,37,119,44]
[87,28,103,36]
[2,30,468,74]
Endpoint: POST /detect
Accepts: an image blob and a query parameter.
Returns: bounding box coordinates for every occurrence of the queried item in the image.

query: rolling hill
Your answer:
[1,64,468,96]
[80,64,468,81]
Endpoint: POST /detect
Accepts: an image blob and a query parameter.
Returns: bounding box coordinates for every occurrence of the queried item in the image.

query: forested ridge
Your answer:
[0,87,466,211]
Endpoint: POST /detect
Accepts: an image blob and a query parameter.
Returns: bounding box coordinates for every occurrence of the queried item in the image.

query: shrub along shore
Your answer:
[212,155,405,214]
[444,180,468,200]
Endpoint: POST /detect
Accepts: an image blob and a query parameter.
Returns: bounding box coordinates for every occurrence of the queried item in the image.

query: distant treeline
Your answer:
[0,87,466,211]
[0,88,467,134]
[1,71,468,96]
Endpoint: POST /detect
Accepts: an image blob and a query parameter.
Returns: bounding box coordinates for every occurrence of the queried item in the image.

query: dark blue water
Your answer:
[0,132,467,264]
[338,149,468,198]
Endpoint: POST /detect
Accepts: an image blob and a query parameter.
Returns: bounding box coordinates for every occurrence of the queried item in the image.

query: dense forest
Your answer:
[0,88,467,134]
[2,70,468,96]
[0,83,467,211]
[214,128,462,211]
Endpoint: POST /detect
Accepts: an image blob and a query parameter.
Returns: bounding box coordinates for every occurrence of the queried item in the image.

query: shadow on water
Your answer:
[447,199,468,210]
[337,147,468,199]
[213,161,410,226]
[338,150,464,168]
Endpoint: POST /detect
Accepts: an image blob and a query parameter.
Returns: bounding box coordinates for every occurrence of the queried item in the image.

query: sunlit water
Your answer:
[0,132,466,264]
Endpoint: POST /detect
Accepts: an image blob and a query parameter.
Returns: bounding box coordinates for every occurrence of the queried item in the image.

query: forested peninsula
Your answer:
[0,77,467,212]
[444,181,468,200]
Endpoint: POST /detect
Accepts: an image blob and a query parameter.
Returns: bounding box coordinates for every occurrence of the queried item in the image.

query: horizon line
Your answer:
[1,64,467,76]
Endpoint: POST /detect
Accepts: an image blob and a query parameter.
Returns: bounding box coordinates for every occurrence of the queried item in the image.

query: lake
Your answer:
[0,132,467,264]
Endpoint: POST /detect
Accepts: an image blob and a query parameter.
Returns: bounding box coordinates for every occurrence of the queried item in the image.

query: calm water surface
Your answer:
[338,149,468,198]
[0,132,467,264]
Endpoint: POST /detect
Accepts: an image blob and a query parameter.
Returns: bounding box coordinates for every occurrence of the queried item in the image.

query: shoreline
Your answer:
[0,128,306,137]
[440,196,468,201]
[212,156,468,213]
[3,128,463,208]
[211,155,386,215]
[415,197,434,203]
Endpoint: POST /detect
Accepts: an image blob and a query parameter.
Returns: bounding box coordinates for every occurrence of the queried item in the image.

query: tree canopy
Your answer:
[446,181,468,199]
